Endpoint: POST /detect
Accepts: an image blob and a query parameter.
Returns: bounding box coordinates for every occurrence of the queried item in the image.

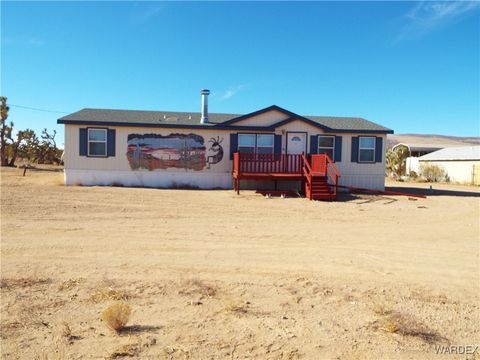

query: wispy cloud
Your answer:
[129,3,165,24]
[218,85,246,100]
[3,36,45,48]
[397,1,480,41]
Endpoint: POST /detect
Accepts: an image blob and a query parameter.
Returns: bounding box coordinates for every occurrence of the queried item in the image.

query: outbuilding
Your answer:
[57,90,393,199]
[418,146,480,185]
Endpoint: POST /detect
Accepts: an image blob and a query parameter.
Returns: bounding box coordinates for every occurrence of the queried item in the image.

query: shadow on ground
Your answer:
[386,186,480,198]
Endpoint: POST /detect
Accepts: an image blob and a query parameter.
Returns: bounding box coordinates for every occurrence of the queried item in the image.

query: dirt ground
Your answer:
[1,166,479,359]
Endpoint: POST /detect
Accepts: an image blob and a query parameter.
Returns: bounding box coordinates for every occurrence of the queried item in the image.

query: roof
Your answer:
[58,105,393,134]
[418,146,480,161]
[392,143,446,152]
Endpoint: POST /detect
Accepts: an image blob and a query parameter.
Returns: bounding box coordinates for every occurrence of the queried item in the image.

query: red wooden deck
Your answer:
[233,153,340,200]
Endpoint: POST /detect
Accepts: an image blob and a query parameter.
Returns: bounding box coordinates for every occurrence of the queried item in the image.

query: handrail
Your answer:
[325,154,340,195]
[325,154,340,178]
[234,152,304,175]
[233,152,239,176]
[302,154,312,175]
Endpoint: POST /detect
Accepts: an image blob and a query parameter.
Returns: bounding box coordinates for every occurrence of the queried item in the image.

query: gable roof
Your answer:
[58,105,393,134]
[418,146,480,161]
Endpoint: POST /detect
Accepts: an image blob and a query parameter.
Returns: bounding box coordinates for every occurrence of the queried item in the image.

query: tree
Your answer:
[12,129,38,166]
[0,96,10,166]
[7,129,28,167]
[386,146,410,180]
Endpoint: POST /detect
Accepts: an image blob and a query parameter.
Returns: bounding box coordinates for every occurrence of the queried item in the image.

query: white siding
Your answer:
[230,109,290,126]
[64,125,236,188]
[63,118,387,190]
[275,121,387,190]
[419,160,480,185]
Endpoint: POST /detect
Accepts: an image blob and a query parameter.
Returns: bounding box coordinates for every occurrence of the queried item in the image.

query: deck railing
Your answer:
[233,153,304,175]
[302,154,340,195]
[325,154,340,192]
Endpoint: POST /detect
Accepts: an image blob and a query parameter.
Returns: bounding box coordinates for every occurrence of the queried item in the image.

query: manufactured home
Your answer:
[58,90,393,200]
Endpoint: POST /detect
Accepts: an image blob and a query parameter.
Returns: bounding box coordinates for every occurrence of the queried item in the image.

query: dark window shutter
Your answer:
[229,133,238,160]
[274,134,282,154]
[375,137,383,163]
[107,129,116,157]
[309,135,318,154]
[351,137,359,163]
[79,128,87,156]
[334,136,342,162]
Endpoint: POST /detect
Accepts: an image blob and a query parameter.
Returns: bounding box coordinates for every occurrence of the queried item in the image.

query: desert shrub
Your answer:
[419,164,448,182]
[101,302,132,333]
[179,279,217,298]
[409,170,418,179]
[90,287,130,303]
[224,300,248,315]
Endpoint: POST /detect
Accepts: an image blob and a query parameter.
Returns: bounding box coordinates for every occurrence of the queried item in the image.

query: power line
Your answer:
[9,104,70,114]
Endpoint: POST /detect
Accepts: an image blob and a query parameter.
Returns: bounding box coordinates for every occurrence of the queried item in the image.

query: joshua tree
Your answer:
[386,146,410,179]
[0,96,10,166]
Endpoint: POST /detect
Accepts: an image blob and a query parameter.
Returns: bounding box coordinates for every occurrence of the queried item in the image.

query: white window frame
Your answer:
[358,136,376,163]
[87,128,107,157]
[256,134,274,155]
[238,133,256,154]
[237,133,274,154]
[317,135,335,161]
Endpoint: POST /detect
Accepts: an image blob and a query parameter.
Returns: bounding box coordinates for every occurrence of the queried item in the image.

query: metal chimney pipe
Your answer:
[200,89,210,124]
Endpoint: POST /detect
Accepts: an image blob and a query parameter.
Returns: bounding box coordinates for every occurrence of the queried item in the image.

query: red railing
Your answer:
[233,153,304,175]
[325,154,340,192]
[302,154,340,196]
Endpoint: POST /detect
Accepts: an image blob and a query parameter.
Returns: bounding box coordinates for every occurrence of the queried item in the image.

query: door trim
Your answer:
[286,131,308,155]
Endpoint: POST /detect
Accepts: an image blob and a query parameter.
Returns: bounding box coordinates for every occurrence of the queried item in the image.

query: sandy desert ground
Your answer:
[1,167,479,359]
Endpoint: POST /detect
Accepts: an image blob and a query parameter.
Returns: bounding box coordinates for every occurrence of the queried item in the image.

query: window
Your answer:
[359,136,375,162]
[88,128,107,156]
[256,134,274,154]
[318,136,335,161]
[238,134,256,154]
[238,134,274,154]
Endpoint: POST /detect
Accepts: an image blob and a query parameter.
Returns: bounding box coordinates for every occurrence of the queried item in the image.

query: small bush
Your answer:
[419,163,448,182]
[90,287,130,303]
[101,302,132,333]
[179,279,217,298]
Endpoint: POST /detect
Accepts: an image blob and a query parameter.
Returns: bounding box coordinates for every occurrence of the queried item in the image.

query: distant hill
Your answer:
[387,134,480,149]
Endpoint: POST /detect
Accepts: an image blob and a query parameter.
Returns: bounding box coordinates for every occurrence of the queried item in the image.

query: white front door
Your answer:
[286,132,307,155]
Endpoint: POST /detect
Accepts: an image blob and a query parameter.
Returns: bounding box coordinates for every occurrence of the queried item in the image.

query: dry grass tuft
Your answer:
[108,343,140,358]
[0,277,51,290]
[372,303,393,317]
[0,321,24,339]
[224,297,248,315]
[101,302,132,333]
[57,322,72,339]
[107,336,157,358]
[373,306,446,344]
[89,287,131,303]
[53,322,79,345]
[58,278,82,291]
[180,279,217,298]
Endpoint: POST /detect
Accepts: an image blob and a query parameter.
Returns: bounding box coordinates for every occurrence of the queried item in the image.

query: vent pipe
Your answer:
[200,89,210,124]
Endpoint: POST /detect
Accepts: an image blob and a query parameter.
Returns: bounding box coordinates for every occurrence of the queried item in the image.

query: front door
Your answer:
[286,132,307,155]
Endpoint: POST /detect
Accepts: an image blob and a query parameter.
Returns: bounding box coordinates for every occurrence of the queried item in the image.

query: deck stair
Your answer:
[302,153,340,201]
[233,152,340,201]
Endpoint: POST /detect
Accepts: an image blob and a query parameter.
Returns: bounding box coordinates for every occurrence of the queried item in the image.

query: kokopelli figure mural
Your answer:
[206,136,224,169]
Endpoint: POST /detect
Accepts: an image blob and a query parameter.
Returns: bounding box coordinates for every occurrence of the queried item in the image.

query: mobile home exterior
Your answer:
[58,92,393,192]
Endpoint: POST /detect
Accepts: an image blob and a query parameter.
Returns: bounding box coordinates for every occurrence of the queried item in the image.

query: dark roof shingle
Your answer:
[58,107,393,133]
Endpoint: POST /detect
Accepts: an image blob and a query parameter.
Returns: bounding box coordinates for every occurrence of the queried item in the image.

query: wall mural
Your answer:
[206,136,224,169]
[126,133,224,171]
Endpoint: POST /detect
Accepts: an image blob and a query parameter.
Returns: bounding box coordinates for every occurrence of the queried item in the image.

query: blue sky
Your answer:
[1,1,479,146]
